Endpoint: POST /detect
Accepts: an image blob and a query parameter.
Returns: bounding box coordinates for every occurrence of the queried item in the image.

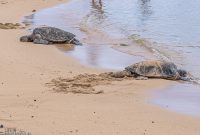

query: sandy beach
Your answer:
[0,0,200,135]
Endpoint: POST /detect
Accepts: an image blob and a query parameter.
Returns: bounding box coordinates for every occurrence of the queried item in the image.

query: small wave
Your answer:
[130,35,170,60]
[188,78,200,85]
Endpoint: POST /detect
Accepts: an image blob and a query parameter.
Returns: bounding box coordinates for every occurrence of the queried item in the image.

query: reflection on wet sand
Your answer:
[81,0,107,67]
[67,45,142,69]
[22,14,35,26]
[21,0,144,69]
[137,0,153,24]
[89,0,107,25]
[56,44,75,52]
[92,0,102,10]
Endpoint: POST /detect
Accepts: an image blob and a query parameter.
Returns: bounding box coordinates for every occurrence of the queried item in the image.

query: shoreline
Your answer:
[0,0,200,135]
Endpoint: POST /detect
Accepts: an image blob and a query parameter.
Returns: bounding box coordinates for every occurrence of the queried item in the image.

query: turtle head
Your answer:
[178,69,187,77]
[70,38,82,45]
[177,69,193,81]
[20,35,33,42]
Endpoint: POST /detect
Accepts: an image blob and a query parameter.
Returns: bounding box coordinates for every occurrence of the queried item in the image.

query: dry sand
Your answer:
[0,0,200,135]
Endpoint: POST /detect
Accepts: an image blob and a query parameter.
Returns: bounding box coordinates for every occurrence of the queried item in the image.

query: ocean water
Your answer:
[22,0,200,116]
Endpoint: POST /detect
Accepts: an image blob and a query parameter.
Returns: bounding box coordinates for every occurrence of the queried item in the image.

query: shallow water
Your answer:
[23,0,148,69]
[23,0,200,77]
[67,45,142,69]
[151,83,200,116]
[22,0,200,116]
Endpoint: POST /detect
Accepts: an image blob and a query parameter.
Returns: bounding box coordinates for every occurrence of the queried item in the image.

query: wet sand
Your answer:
[0,0,200,135]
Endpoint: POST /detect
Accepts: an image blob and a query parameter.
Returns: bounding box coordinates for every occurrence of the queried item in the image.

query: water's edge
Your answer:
[21,0,200,117]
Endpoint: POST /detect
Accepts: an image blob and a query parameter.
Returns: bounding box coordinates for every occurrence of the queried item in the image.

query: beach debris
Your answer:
[0,23,25,29]
[124,60,190,80]
[20,26,82,45]
[119,43,129,46]
[32,9,36,12]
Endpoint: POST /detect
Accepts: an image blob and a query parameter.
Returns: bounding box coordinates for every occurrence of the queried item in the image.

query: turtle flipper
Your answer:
[33,39,51,45]
[69,38,82,45]
[20,35,33,42]
[33,34,52,45]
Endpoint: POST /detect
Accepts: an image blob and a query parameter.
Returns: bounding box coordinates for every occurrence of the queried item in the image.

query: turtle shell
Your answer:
[33,27,76,43]
[125,61,180,79]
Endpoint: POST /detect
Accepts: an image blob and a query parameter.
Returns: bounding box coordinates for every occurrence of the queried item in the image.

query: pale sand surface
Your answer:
[0,0,200,135]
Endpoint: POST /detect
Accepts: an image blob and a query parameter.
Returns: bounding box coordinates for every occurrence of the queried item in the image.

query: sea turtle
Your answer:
[20,27,82,45]
[110,61,189,80]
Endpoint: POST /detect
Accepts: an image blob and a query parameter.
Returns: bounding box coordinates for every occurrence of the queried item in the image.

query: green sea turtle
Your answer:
[20,27,82,45]
[111,60,189,80]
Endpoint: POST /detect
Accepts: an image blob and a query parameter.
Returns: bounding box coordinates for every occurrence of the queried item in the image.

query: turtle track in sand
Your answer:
[0,23,25,29]
[46,73,133,94]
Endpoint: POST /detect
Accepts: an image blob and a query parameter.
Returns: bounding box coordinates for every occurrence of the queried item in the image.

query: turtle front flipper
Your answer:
[33,39,51,45]
[20,35,33,42]
[110,70,134,78]
[68,38,82,45]
[33,34,52,45]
